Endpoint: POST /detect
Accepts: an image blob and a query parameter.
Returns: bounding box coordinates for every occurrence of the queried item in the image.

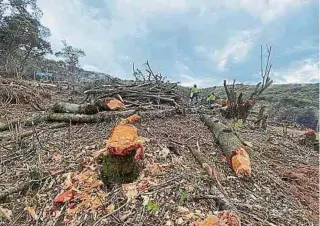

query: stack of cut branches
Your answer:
[83,61,182,110]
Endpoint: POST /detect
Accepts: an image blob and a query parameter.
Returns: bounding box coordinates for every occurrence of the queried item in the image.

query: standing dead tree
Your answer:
[132,61,167,84]
[223,45,273,122]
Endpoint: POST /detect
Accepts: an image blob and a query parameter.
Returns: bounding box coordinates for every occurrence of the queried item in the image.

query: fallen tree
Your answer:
[52,102,99,115]
[47,108,179,123]
[200,115,252,177]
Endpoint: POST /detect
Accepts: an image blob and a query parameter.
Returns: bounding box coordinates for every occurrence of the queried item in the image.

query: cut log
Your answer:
[47,109,178,123]
[200,115,252,177]
[52,102,98,115]
[47,110,136,123]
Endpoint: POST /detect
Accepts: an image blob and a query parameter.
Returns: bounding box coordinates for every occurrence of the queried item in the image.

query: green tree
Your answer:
[0,0,52,74]
[55,40,86,81]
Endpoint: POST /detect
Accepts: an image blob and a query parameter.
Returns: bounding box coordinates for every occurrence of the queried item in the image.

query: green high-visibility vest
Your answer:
[207,94,216,101]
[191,87,200,94]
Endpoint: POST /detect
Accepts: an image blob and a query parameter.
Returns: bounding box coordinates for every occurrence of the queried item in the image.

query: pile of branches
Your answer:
[223,45,273,122]
[83,61,181,109]
[0,78,51,110]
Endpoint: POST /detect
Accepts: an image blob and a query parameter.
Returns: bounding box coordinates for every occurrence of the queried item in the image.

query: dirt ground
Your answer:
[0,83,318,226]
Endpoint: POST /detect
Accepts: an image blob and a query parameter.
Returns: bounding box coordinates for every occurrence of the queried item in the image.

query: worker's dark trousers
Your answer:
[190,93,199,103]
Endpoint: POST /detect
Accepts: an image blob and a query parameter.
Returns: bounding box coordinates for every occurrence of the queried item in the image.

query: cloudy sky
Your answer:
[38,0,319,87]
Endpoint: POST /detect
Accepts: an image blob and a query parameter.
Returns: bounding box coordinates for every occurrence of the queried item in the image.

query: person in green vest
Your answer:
[189,84,200,104]
[207,92,216,108]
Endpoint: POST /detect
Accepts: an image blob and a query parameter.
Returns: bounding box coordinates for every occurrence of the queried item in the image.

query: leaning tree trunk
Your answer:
[200,115,251,177]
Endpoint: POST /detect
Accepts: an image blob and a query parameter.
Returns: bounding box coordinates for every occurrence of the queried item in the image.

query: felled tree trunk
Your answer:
[200,115,251,177]
[52,102,98,115]
[47,110,136,123]
[47,108,178,123]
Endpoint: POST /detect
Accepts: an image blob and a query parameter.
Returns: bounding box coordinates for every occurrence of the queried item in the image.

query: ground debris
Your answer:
[0,81,318,226]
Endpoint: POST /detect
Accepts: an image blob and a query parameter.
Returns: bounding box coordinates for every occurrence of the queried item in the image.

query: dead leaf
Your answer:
[120,211,131,221]
[122,183,138,200]
[25,207,38,220]
[137,180,149,191]
[165,220,174,225]
[150,163,162,175]
[54,190,75,204]
[190,215,218,226]
[176,217,184,225]
[52,152,62,161]
[0,207,12,221]
[106,204,115,213]
[141,195,150,206]
[92,148,107,159]
[177,206,189,213]
[62,172,73,189]
[160,147,170,158]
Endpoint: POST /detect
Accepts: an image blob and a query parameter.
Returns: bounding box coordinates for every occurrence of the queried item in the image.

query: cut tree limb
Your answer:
[200,114,251,177]
[0,114,45,132]
[0,123,67,143]
[186,143,237,212]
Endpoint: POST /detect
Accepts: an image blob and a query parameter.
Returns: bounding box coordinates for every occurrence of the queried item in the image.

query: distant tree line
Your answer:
[0,0,85,79]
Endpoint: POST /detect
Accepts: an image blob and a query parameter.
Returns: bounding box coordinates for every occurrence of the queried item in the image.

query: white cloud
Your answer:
[274,59,319,84]
[214,29,260,71]
[228,0,312,22]
[82,64,102,72]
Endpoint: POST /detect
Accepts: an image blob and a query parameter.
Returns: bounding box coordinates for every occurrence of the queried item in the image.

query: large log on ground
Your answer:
[52,102,98,115]
[200,115,251,177]
[47,109,178,123]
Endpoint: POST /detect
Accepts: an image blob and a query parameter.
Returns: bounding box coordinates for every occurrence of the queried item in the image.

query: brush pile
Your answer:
[82,61,182,110]
[0,78,51,110]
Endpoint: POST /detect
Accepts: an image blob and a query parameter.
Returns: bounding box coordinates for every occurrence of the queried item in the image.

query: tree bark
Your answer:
[47,109,178,123]
[52,102,98,115]
[201,115,242,157]
[200,115,251,177]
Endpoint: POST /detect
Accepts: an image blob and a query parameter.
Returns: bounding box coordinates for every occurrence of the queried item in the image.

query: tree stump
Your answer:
[100,150,141,186]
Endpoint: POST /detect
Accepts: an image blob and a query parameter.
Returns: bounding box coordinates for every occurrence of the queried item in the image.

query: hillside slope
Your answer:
[203,83,319,129]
